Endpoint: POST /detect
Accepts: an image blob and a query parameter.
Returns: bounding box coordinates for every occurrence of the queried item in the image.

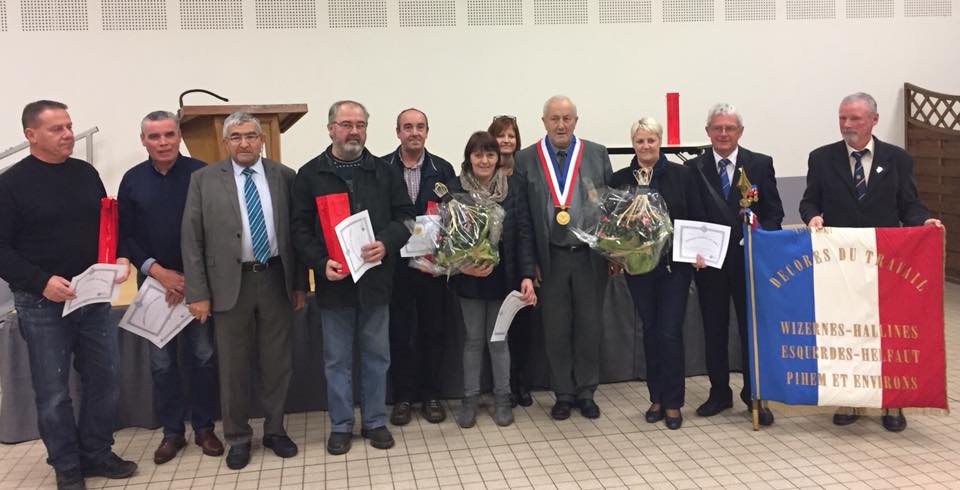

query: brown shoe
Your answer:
[154,435,187,465]
[195,430,225,457]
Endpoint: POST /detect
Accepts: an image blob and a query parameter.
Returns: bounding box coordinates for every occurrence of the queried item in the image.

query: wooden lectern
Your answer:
[179,104,308,164]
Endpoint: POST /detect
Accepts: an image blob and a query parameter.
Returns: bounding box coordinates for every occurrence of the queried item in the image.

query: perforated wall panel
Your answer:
[533,0,589,25]
[328,0,386,28]
[846,0,892,18]
[256,0,316,29]
[180,0,243,30]
[599,0,652,24]
[663,0,714,23]
[399,0,456,27]
[467,0,522,25]
[21,0,88,31]
[725,0,774,21]
[0,2,7,31]
[102,0,166,31]
[905,0,951,17]
[786,0,835,19]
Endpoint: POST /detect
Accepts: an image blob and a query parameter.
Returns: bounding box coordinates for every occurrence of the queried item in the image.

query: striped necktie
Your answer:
[852,150,867,200]
[241,167,271,264]
[718,158,732,198]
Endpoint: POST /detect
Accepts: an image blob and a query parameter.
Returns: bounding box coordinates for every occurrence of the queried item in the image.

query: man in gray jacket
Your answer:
[516,95,612,420]
[181,112,307,470]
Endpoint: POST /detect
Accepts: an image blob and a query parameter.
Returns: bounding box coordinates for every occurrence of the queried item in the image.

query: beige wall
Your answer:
[1,0,958,191]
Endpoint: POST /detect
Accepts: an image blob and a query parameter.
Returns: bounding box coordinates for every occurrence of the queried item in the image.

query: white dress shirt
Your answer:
[232,158,279,262]
[713,146,739,184]
[845,137,876,185]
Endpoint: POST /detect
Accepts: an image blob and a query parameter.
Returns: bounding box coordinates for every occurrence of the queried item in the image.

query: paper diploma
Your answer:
[400,215,442,258]
[62,263,125,317]
[490,291,534,342]
[118,277,194,348]
[335,210,380,283]
[672,219,731,269]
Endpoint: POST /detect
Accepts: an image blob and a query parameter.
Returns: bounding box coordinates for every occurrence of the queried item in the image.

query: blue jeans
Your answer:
[320,305,390,433]
[150,319,218,438]
[14,291,118,471]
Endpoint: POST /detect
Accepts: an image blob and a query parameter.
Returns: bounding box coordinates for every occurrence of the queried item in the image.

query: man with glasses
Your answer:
[686,103,784,426]
[117,110,223,465]
[381,108,455,426]
[515,95,612,420]
[291,100,414,455]
[181,112,307,470]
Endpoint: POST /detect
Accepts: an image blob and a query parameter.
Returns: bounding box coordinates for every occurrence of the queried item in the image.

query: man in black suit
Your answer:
[799,92,941,432]
[687,103,784,426]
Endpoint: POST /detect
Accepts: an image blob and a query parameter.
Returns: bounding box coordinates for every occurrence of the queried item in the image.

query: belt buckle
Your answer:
[251,262,268,272]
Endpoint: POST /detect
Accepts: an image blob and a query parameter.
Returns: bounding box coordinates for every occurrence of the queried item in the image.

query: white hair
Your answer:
[542,95,578,117]
[841,92,878,113]
[705,103,743,127]
[222,112,263,138]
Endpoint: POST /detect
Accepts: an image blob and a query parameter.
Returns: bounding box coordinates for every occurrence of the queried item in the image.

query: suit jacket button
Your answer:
[236,232,241,238]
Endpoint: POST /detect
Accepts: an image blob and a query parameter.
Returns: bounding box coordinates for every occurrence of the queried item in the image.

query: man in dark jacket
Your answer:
[291,100,415,455]
[381,108,456,426]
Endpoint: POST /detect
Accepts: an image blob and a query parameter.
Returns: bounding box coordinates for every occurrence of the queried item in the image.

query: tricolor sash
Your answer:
[536,136,584,212]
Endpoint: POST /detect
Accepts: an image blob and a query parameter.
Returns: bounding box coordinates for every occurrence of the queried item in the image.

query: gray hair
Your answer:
[141,110,179,133]
[630,117,663,140]
[328,100,370,124]
[542,95,578,118]
[222,112,262,138]
[841,92,878,113]
[705,103,743,127]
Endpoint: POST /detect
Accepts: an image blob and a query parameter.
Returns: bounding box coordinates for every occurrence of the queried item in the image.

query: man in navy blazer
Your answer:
[687,103,784,426]
[799,92,942,432]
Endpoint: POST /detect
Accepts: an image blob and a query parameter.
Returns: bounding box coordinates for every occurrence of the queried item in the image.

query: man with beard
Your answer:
[380,108,455,426]
[291,100,415,455]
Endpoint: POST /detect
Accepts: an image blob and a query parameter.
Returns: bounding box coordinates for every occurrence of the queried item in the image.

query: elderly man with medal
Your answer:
[516,95,613,420]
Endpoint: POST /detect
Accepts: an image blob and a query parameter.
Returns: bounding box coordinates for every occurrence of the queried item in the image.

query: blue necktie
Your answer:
[718,158,731,198]
[241,167,271,264]
[852,150,868,200]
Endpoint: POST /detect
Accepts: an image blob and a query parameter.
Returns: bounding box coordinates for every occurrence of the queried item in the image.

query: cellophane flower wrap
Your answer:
[571,170,673,274]
[409,191,505,277]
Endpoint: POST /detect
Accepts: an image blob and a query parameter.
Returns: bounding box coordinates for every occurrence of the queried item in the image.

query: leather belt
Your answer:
[241,256,281,272]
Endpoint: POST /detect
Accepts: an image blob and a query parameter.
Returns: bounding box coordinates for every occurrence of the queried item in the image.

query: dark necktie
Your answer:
[718,158,732,198]
[852,150,867,200]
[556,151,568,192]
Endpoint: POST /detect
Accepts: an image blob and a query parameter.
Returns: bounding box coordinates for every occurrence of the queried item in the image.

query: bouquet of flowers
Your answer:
[571,169,673,274]
[409,184,505,277]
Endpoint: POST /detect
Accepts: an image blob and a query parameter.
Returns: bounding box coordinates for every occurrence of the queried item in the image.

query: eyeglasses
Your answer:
[333,121,367,130]
[226,132,261,143]
[708,125,741,134]
[492,115,517,122]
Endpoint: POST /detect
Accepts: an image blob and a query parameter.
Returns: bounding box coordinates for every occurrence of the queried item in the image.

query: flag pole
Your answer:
[738,168,762,431]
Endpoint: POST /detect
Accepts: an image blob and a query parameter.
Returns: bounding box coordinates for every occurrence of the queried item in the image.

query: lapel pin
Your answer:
[876,166,884,174]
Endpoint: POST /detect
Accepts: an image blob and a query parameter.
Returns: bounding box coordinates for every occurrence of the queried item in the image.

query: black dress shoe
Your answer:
[515,387,533,407]
[696,397,733,417]
[577,399,601,419]
[81,453,137,479]
[263,434,298,458]
[832,413,860,426]
[882,412,907,432]
[757,407,775,426]
[665,411,683,430]
[421,399,447,424]
[326,432,353,455]
[390,401,413,426]
[225,443,251,470]
[644,407,664,423]
[361,426,395,449]
[550,400,573,420]
[55,468,85,490]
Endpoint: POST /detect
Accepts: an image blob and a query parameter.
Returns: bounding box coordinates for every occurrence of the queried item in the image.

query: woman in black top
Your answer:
[449,131,538,428]
[610,117,705,429]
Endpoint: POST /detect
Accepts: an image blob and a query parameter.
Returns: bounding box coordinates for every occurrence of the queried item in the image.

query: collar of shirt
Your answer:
[150,153,182,175]
[845,137,876,183]
[401,150,425,170]
[232,157,265,177]
[713,146,739,167]
[845,137,875,158]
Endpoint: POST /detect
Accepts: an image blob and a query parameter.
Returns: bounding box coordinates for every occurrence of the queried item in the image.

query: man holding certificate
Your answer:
[515,95,612,420]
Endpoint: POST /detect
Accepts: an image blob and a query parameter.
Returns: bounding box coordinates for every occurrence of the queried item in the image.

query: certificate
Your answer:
[335,210,380,283]
[118,277,194,348]
[62,263,126,317]
[672,219,731,269]
[490,291,534,342]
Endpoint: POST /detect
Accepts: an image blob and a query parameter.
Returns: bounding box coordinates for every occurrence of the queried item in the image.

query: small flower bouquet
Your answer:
[409,187,505,277]
[571,170,673,274]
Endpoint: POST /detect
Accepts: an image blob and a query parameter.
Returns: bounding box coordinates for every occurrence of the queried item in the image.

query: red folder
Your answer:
[315,193,351,272]
[426,200,439,215]
[98,197,118,264]
[666,92,680,145]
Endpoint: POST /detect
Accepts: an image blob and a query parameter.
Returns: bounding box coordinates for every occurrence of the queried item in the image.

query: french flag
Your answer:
[746,226,946,409]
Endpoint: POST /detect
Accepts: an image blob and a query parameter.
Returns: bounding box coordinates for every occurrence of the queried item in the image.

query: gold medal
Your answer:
[556,209,571,226]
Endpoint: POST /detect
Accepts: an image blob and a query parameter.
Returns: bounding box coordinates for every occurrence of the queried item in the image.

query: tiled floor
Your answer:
[3,284,960,489]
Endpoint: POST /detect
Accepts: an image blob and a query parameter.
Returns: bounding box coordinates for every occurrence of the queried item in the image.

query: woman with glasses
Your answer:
[487,115,536,407]
[450,131,538,428]
[610,117,705,430]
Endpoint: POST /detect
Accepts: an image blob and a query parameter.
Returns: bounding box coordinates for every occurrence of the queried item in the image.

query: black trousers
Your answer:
[388,265,446,403]
[625,261,692,409]
[508,307,535,392]
[693,246,751,405]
